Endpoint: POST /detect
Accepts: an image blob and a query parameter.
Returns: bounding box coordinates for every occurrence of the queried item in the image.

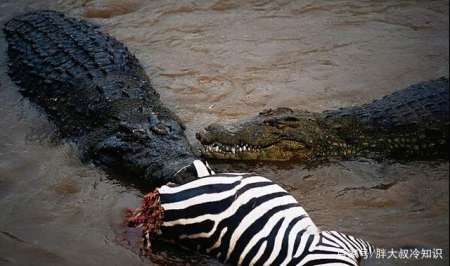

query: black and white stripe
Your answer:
[156,160,374,265]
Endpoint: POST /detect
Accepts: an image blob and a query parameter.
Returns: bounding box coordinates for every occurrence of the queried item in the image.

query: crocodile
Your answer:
[4,10,200,186]
[197,78,449,162]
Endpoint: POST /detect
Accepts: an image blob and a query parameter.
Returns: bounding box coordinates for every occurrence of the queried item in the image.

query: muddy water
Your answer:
[0,0,448,265]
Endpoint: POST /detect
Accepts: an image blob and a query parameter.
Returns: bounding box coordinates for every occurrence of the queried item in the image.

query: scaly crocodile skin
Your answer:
[197,78,449,161]
[4,10,197,186]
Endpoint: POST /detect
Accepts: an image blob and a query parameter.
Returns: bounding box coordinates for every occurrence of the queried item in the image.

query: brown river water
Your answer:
[0,0,448,265]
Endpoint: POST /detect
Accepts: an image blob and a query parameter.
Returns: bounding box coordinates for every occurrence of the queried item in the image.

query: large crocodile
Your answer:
[4,10,200,186]
[197,78,449,162]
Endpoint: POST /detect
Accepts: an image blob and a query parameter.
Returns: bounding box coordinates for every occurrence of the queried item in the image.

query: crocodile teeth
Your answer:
[203,143,265,154]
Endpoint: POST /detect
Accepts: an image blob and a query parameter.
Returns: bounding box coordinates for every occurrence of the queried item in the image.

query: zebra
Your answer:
[127,160,375,265]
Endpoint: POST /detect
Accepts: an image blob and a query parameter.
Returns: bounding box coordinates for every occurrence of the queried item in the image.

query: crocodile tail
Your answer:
[126,190,164,256]
[317,231,375,265]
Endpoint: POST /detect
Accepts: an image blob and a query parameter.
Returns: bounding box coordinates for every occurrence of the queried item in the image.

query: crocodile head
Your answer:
[91,105,198,186]
[196,108,327,161]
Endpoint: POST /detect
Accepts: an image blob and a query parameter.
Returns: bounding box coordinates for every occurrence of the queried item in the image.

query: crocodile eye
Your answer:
[151,123,169,135]
[276,123,288,129]
[283,117,300,122]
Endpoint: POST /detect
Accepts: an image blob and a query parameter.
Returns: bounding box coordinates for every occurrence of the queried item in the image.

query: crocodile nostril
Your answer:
[196,129,211,142]
[205,123,223,132]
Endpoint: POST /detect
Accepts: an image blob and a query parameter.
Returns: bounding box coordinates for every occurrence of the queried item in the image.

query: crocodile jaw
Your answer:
[200,140,311,161]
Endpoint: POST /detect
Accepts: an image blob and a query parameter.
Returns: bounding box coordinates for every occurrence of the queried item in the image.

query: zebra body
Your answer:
[150,161,374,266]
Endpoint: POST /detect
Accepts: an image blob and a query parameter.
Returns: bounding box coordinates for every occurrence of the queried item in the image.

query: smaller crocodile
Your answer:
[197,78,449,162]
